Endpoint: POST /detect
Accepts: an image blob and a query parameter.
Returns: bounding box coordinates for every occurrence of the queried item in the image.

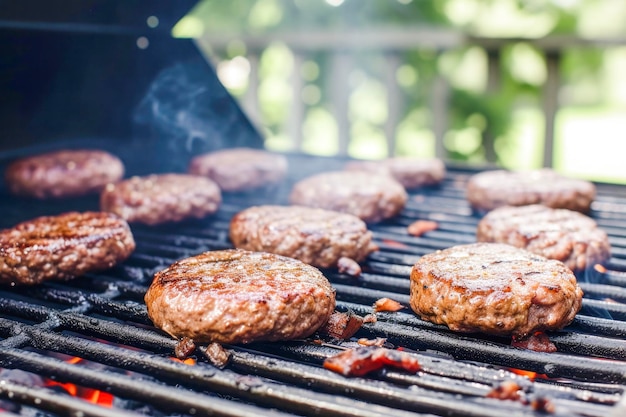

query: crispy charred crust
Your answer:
[175,337,196,359]
[145,249,336,344]
[0,211,135,285]
[466,169,595,213]
[410,243,583,338]
[317,311,364,340]
[230,205,374,268]
[5,149,124,199]
[373,297,404,313]
[100,174,221,225]
[323,347,420,377]
[289,171,407,223]
[477,205,611,272]
[202,343,231,369]
[188,148,287,192]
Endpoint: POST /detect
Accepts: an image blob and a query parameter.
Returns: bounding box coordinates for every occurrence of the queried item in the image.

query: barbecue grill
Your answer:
[0,150,624,416]
[2,2,626,416]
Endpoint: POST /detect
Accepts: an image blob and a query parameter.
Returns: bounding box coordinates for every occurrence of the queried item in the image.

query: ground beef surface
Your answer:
[410,242,583,338]
[0,211,135,285]
[345,157,445,189]
[100,173,221,225]
[230,205,375,268]
[144,249,336,344]
[477,204,611,272]
[188,147,288,192]
[289,171,407,223]
[5,149,124,199]
[466,169,595,213]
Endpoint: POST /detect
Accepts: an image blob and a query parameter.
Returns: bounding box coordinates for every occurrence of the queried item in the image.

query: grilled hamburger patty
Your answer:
[0,211,135,285]
[477,205,611,271]
[229,205,375,268]
[410,243,583,338]
[188,147,288,192]
[466,169,595,213]
[289,171,407,223]
[5,149,124,199]
[100,174,222,225]
[344,157,446,189]
[145,249,336,344]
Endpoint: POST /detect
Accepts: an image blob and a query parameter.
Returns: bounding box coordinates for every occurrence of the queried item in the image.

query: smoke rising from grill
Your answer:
[133,59,263,172]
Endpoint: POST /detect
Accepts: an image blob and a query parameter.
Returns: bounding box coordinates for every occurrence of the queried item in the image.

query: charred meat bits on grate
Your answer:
[477,204,611,272]
[100,173,221,225]
[410,243,583,338]
[466,169,595,213]
[0,211,135,285]
[145,249,336,344]
[5,149,124,199]
[289,171,407,223]
[229,205,376,268]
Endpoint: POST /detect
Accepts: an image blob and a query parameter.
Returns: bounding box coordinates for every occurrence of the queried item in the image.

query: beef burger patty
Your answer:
[100,174,221,225]
[289,171,407,223]
[145,249,336,344]
[344,157,446,189]
[466,169,595,213]
[410,243,583,338]
[188,147,288,192]
[0,211,135,285]
[477,205,611,272]
[5,149,124,199]
[230,205,376,268]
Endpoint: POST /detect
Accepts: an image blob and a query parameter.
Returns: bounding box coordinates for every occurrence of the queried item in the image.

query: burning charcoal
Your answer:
[175,337,196,359]
[201,343,231,369]
[486,380,522,401]
[357,337,388,347]
[530,396,556,413]
[373,297,404,313]
[337,257,362,277]
[407,220,438,237]
[511,332,557,353]
[323,347,420,377]
[317,311,364,340]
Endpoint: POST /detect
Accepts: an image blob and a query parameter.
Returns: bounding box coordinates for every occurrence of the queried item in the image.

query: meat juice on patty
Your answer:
[410,243,583,338]
[5,149,124,199]
[188,147,288,192]
[0,211,135,285]
[100,173,222,225]
[289,171,407,223]
[466,169,595,213]
[477,205,611,272]
[344,157,446,189]
[145,249,336,344]
[229,205,376,268]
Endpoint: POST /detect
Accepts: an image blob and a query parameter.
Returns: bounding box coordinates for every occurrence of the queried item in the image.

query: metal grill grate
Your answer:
[0,154,624,416]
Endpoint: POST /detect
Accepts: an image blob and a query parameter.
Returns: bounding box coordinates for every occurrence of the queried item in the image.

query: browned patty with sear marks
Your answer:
[100,173,222,225]
[477,205,611,272]
[344,157,446,189]
[410,243,583,338]
[466,169,595,213]
[0,211,135,285]
[289,171,407,223]
[144,249,336,344]
[229,205,376,268]
[5,149,124,199]
[188,147,288,192]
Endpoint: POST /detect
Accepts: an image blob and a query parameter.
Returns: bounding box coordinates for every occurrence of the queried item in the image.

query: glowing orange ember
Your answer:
[170,357,197,366]
[44,356,114,407]
[508,368,549,382]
